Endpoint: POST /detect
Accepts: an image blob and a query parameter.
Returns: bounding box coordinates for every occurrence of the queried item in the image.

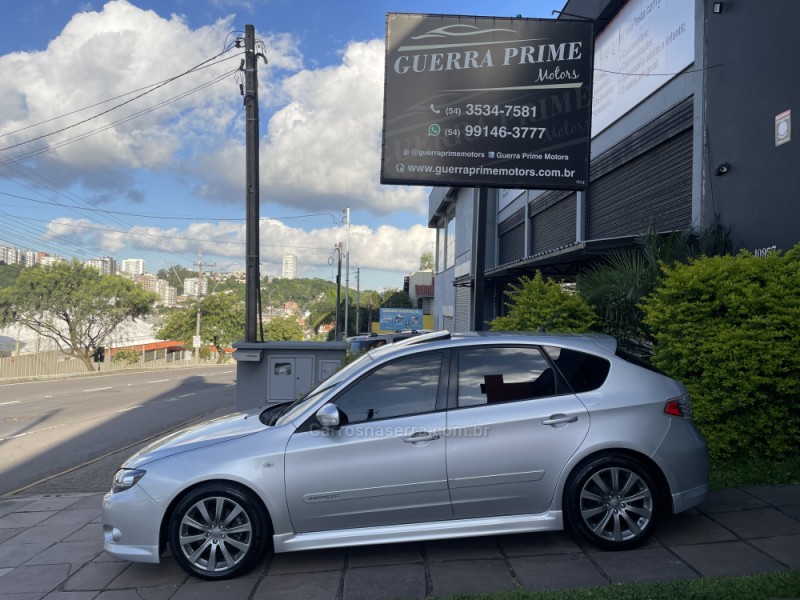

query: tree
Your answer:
[489,272,598,333]
[0,261,157,371]
[579,221,734,352]
[420,250,434,271]
[0,263,22,289]
[156,264,196,296]
[263,316,304,341]
[157,293,244,362]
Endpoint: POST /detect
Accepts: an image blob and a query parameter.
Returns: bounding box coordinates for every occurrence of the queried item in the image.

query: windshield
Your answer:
[274,351,373,425]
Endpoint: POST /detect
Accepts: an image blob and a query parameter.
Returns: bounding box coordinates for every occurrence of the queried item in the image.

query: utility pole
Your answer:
[192,251,216,363]
[242,24,263,343]
[355,267,360,334]
[344,208,350,338]
[335,242,343,341]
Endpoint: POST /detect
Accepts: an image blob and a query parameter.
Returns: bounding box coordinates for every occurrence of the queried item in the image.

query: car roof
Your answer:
[366,330,617,360]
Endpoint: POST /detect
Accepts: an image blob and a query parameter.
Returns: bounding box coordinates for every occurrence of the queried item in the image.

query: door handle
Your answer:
[542,414,578,426]
[403,431,440,443]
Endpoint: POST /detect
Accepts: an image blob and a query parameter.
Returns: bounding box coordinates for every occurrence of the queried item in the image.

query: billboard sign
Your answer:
[381,14,594,190]
[379,308,424,331]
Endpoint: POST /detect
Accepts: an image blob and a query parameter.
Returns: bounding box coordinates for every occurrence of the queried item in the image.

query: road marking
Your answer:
[83,386,112,392]
[178,393,196,398]
[1,423,65,441]
[0,400,21,407]
[116,405,142,413]
[147,379,171,384]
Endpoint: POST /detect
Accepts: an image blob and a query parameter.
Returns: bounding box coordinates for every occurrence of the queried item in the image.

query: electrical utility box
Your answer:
[232,341,346,411]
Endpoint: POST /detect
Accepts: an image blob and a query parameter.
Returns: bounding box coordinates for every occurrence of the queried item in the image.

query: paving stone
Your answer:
[94,587,176,600]
[0,566,13,578]
[498,531,582,557]
[782,504,800,522]
[108,558,188,588]
[0,593,46,600]
[267,548,345,575]
[0,564,71,594]
[655,514,736,546]
[64,524,103,543]
[424,536,502,561]
[429,559,516,597]
[347,543,423,567]
[42,592,100,600]
[170,576,260,600]
[700,489,767,513]
[511,553,608,590]
[671,541,786,577]
[62,496,104,512]
[0,512,57,530]
[0,543,50,568]
[253,571,341,600]
[711,508,800,539]
[344,564,425,600]
[0,499,36,517]
[750,535,800,569]
[6,523,85,545]
[744,485,800,507]
[589,546,697,584]
[20,497,84,513]
[41,511,101,528]
[61,561,130,591]
[0,528,26,544]
[25,541,104,573]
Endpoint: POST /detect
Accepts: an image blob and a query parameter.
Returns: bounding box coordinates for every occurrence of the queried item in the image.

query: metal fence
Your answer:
[0,348,222,382]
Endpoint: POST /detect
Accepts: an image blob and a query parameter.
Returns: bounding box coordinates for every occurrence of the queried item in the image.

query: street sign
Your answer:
[381,14,594,190]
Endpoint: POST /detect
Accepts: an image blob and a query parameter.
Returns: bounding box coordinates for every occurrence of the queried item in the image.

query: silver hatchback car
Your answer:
[103,331,709,580]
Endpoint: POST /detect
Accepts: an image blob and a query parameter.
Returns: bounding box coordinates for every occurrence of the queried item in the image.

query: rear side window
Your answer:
[543,346,610,393]
[457,346,560,407]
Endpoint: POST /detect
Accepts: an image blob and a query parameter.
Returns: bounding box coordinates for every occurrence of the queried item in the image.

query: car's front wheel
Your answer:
[168,483,270,580]
[565,454,660,550]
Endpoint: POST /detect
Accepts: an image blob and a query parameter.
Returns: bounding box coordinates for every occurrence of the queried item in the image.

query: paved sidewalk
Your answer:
[0,485,798,599]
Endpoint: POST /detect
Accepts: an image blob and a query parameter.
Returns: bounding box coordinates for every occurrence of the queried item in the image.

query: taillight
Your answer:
[664,394,692,419]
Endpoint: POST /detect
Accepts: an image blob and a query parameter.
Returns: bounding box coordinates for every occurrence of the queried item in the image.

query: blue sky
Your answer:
[0,0,564,291]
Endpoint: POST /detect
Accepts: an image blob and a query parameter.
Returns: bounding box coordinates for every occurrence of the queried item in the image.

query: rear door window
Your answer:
[543,346,610,393]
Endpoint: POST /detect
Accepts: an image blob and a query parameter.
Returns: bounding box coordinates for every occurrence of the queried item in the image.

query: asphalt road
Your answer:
[0,365,237,496]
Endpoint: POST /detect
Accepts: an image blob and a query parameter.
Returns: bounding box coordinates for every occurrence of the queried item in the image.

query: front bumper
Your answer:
[102,486,165,564]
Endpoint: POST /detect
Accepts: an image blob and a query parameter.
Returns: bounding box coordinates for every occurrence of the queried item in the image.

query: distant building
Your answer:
[155,279,177,307]
[406,271,434,315]
[85,256,116,276]
[183,277,208,298]
[39,254,66,267]
[135,273,158,292]
[0,246,20,265]
[282,254,297,279]
[121,258,145,276]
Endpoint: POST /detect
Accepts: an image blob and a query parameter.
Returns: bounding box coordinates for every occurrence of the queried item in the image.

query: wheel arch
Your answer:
[560,448,672,515]
[158,478,275,555]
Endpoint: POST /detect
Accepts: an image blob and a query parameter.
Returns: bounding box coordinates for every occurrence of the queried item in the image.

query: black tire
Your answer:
[565,454,660,550]
[168,483,270,580]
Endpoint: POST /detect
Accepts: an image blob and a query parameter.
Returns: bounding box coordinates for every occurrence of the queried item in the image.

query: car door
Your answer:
[445,345,590,519]
[284,350,451,533]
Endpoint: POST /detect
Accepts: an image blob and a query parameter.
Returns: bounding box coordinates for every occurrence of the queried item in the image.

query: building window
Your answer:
[446,214,456,269]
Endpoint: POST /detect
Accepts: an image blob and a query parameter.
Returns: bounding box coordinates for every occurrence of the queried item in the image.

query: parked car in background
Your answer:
[103,330,709,580]
[344,330,428,356]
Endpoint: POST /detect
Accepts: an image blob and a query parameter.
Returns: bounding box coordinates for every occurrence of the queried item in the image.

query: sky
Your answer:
[0,0,565,291]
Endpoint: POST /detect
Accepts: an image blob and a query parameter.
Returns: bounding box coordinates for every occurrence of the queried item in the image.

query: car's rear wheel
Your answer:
[565,454,660,550]
[168,483,270,580]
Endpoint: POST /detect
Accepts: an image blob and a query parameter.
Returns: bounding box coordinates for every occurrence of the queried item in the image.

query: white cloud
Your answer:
[43,215,435,274]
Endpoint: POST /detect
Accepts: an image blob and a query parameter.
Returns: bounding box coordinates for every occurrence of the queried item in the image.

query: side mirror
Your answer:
[316,404,340,429]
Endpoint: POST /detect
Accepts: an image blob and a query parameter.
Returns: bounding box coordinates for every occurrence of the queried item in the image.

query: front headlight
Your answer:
[112,468,146,493]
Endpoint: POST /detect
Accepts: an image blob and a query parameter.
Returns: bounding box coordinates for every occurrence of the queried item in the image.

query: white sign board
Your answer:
[592,0,695,136]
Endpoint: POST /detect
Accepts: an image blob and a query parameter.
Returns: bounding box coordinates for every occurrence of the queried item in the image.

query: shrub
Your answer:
[641,246,800,460]
[489,272,598,333]
[112,348,141,366]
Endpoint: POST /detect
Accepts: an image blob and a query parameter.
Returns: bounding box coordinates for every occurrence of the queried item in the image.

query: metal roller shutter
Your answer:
[588,129,692,239]
[498,208,526,265]
[531,193,576,254]
[454,284,472,333]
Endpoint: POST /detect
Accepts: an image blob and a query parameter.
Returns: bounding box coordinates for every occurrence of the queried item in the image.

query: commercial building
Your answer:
[428,0,799,332]
[121,258,145,277]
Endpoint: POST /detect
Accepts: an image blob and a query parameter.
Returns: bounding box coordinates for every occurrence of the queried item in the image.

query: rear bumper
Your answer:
[672,481,709,514]
[654,418,710,514]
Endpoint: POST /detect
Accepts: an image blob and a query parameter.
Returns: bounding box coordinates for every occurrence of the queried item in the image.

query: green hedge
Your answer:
[489,272,598,333]
[641,246,800,460]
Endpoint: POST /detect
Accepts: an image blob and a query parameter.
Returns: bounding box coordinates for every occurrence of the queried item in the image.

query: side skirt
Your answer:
[273,510,563,553]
